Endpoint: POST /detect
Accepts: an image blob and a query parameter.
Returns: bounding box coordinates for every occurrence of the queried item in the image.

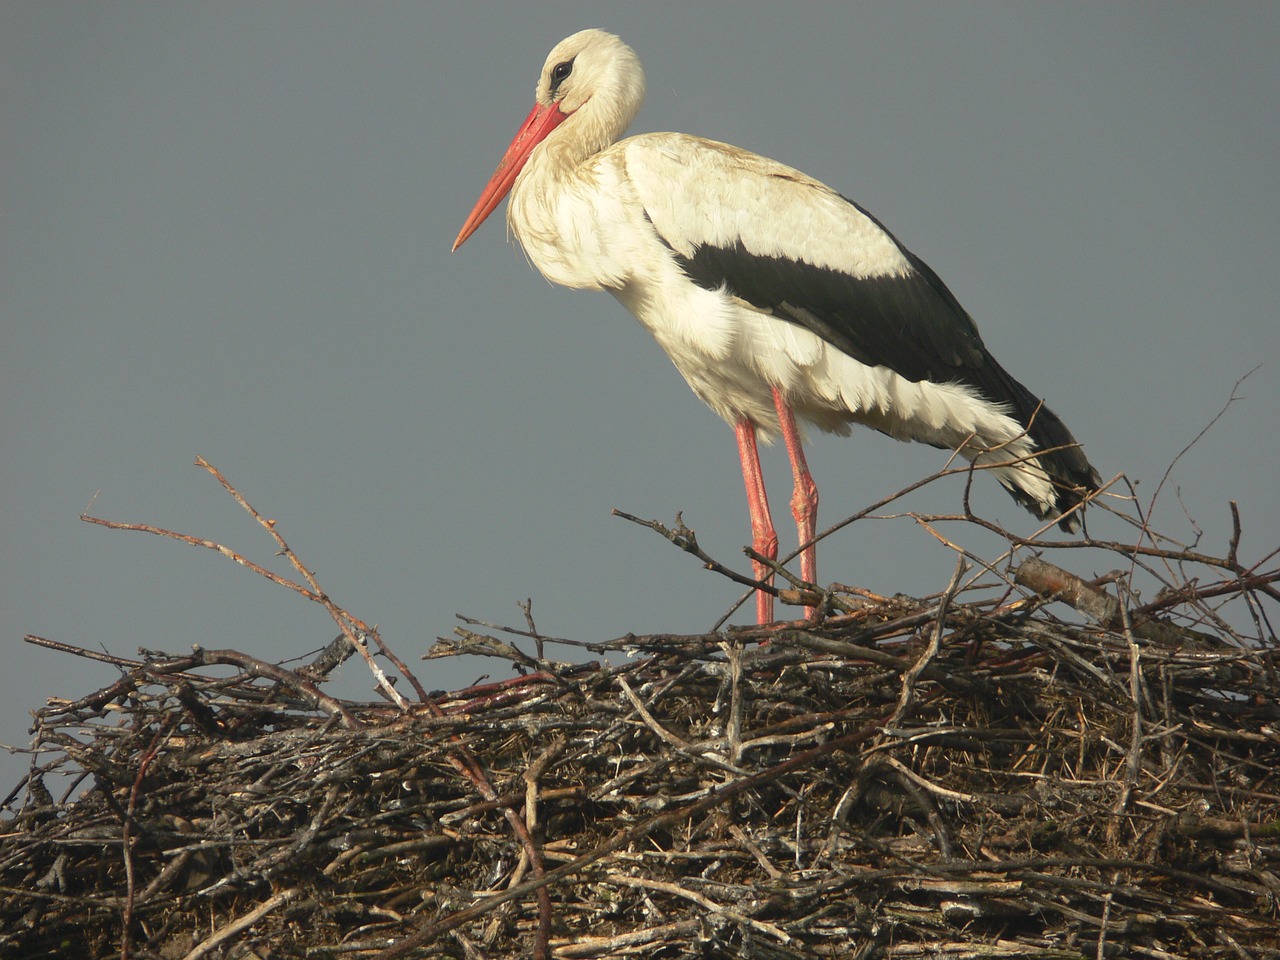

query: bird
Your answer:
[453,28,1100,625]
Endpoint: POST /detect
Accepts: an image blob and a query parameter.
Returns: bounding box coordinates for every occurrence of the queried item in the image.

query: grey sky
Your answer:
[3,3,1277,794]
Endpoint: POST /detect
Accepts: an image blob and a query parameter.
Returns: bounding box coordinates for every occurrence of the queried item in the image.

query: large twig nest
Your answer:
[4,457,1278,958]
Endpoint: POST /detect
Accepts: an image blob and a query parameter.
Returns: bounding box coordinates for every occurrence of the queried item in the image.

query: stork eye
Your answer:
[550,58,574,91]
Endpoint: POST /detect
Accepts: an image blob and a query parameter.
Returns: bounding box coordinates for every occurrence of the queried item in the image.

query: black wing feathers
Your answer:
[669,197,1100,526]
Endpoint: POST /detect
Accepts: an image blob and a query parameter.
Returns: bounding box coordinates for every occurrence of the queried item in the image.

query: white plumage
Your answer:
[455,29,1099,624]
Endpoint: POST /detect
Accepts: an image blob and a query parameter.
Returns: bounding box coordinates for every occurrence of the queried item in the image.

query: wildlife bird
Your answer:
[453,29,1099,624]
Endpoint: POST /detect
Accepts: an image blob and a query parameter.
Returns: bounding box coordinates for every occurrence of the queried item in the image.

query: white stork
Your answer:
[453,29,1099,625]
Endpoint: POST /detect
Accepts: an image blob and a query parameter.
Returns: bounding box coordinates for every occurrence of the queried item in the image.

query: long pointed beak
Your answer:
[453,102,569,251]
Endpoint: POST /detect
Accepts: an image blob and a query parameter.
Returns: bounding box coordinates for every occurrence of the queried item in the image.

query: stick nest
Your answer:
[3,462,1279,959]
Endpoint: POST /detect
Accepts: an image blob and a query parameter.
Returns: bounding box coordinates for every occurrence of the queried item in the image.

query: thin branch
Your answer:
[179,888,304,960]
[886,557,967,730]
[1143,365,1260,534]
[611,509,776,598]
[79,513,321,602]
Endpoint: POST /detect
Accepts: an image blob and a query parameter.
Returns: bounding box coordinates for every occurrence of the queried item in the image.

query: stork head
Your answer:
[453,29,646,251]
[534,29,646,120]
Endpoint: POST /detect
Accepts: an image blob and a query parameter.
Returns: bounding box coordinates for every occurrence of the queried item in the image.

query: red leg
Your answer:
[735,418,778,624]
[772,387,818,615]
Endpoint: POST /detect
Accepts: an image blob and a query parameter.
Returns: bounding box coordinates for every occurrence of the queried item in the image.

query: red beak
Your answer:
[453,102,570,251]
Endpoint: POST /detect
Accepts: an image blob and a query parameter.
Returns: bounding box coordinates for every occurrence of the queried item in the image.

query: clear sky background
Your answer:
[3,3,1277,796]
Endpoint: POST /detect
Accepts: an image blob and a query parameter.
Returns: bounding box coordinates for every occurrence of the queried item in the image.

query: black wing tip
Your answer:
[996,376,1101,533]
[1057,465,1104,533]
[1019,446,1102,534]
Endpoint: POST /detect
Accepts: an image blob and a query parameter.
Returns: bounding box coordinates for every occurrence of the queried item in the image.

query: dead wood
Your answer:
[3,458,1279,959]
